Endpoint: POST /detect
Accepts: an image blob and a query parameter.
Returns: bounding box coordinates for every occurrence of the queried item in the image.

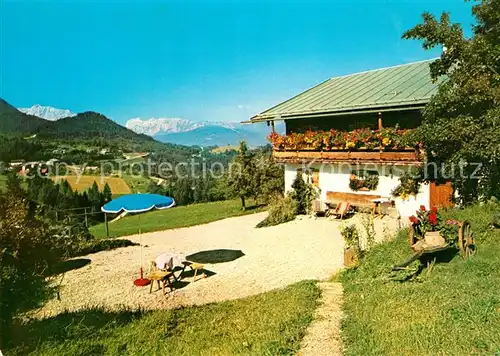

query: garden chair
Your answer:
[313,199,329,217]
[149,253,183,282]
[329,202,351,219]
[148,259,176,295]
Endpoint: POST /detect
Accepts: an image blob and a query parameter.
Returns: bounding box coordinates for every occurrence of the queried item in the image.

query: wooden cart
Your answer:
[392,220,474,271]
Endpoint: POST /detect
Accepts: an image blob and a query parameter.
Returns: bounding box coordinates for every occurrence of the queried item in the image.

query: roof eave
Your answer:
[250,100,429,123]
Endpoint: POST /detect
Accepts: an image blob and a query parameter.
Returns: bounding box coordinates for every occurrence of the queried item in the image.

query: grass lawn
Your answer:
[7,280,320,356]
[340,203,500,355]
[121,174,151,194]
[90,199,266,238]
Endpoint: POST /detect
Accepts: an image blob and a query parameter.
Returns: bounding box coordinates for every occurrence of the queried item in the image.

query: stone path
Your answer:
[298,282,344,356]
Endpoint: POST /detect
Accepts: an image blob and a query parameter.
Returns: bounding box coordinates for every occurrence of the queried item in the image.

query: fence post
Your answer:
[105,212,110,238]
[84,208,88,228]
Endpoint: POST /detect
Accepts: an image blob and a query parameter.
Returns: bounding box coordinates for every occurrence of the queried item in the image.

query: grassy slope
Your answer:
[340,203,500,355]
[8,280,320,356]
[90,199,266,238]
[121,175,151,194]
[0,174,6,192]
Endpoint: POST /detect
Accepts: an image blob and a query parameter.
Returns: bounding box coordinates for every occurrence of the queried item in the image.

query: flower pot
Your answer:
[344,247,358,267]
[424,231,446,247]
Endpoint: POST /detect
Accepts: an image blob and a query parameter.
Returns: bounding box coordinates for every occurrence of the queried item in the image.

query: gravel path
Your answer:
[298,282,344,356]
[37,212,345,318]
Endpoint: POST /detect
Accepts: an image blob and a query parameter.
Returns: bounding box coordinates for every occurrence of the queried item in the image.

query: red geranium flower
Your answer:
[431,206,438,213]
[409,215,419,225]
[419,205,426,211]
[429,212,438,226]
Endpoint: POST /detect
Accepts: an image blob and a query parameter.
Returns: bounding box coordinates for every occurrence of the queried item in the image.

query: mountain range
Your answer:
[125,117,240,136]
[5,101,273,148]
[126,117,272,147]
[19,104,76,121]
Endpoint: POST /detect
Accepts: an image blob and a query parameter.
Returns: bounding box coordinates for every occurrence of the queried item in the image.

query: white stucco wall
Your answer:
[284,163,430,217]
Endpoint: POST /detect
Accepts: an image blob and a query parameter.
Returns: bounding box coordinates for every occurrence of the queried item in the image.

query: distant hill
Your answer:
[36,111,155,141]
[154,125,266,147]
[0,98,47,134]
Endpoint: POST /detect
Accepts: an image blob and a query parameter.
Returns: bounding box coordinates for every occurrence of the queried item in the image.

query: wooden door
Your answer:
[430,182,454,209]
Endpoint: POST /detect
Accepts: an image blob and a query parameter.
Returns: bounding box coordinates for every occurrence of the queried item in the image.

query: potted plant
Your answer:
[349,172,379,192]
[408,205,459,248]
[341,224,360,267]
[392,172,421,200]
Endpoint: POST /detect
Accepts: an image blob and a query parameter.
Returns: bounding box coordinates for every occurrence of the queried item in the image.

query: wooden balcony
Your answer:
[272,149,422,165]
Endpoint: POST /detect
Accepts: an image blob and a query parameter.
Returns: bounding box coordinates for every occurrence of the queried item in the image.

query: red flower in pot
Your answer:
[409,215,419,225]
[429,211,438,226]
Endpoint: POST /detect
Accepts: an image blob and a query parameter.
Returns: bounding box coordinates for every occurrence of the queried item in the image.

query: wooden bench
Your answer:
[326,191,382,216]
[181,261,206,282]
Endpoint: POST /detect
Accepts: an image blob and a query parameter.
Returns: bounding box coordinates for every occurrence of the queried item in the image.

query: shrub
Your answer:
[290,173,317,215]
[492,213,500,229]
[341,224,360,250]
[360,214,376,249]
[256,196,297,228]
[0,195,96,346]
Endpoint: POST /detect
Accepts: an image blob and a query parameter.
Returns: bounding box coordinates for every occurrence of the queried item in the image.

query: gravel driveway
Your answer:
[37,212,344,318]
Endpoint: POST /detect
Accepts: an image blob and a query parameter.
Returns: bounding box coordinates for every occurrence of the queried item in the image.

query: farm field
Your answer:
[51,176,131,195]
[211,145,238,153]
[90,199,265,238]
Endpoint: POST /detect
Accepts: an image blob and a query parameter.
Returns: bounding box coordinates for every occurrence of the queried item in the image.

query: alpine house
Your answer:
[248,59,453,217]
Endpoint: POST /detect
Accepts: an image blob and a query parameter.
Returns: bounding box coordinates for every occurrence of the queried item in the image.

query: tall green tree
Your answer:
[254,152,284,204]
[87,181,102,213]
[227,141,256,209]
[102,183,112,203]
[403,0,500,202]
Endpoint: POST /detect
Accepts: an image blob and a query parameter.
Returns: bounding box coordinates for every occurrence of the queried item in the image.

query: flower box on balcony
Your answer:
[268,127,419,153]
[272,149,421,164]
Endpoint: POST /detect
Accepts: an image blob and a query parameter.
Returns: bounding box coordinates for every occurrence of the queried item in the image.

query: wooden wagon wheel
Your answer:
[458,221,475,259]
[409,224,416,247]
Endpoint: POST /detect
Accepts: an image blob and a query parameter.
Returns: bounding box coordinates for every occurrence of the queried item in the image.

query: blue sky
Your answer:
[1,0,474,125]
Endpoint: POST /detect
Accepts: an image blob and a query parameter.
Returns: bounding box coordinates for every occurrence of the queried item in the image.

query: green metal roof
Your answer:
[251,59,444,122]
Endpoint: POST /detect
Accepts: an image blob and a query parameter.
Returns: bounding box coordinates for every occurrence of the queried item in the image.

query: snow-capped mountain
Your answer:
[19,104,76,121]
[125,117,241,136]
[126,117,274,147]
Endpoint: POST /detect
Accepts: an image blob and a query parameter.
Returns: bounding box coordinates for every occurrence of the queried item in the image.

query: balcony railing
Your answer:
[269,128,423,164]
